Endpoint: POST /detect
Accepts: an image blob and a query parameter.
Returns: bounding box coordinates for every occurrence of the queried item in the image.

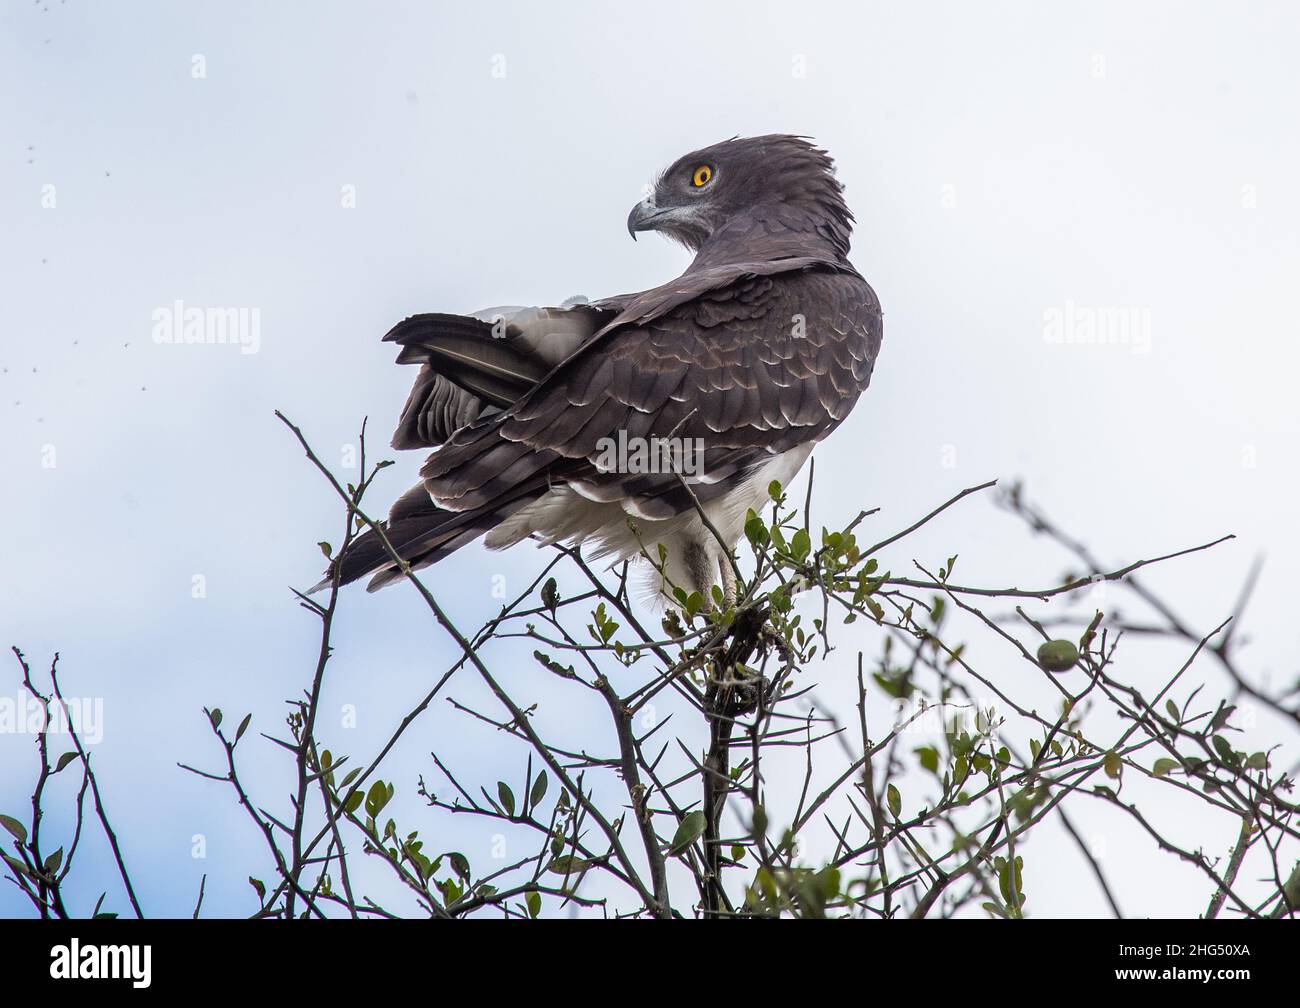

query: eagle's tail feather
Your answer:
[309,482,545,594]
[384,314,549,409]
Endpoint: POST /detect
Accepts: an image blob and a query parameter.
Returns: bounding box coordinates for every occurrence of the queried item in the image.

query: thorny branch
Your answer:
[5,422,1296,920]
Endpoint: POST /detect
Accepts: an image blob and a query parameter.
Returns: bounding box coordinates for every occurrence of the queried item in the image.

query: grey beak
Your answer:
[626,198,658,240]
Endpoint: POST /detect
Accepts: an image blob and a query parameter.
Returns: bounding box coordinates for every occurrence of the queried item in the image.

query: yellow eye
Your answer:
[691,164,713,187]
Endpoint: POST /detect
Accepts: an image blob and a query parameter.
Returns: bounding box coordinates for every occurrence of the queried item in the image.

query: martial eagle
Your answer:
[325,135,883,602]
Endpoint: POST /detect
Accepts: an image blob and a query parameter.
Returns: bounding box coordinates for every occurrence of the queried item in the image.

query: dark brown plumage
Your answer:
[323,135,883,596]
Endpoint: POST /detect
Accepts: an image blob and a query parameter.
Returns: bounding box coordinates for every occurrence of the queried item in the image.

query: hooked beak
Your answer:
[626,197,667,240]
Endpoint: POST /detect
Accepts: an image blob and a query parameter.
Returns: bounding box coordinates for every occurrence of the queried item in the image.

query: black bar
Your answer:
[0,919,1287,992]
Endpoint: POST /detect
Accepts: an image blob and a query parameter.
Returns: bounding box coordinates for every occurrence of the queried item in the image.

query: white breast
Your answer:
[484,444,815,600]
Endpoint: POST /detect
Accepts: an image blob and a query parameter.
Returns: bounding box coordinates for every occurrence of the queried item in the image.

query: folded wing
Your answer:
[388,302,618,450]
[326,266,881,592]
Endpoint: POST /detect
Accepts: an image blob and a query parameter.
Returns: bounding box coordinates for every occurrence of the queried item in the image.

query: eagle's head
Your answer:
[626,134,853,257]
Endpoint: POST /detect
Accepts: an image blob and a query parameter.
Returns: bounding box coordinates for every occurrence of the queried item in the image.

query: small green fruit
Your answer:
[1037,639,1079,672]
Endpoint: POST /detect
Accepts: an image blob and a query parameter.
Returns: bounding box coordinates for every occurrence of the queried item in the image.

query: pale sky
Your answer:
[2,0,1297,918]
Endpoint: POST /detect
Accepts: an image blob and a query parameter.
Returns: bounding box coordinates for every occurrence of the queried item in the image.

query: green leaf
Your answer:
[438,877,463,904]
[1152,758,1180,777]
[997,855,1024,908]
[411,852,434,881]
[1103,750,1122,779]
[249,876,266,903]
[43,848,63,875]
[529,771,549,810]
[533,650,576,679]
[365,780,392,818]
[526,891,542,918]
[669,810,707,856]
[343,789,364,814]
[1246,751,1268,771]
[53,751,78,774]
[208,708,223,730]
[815,866,841,900]
[744,510,770,549]
[546,855,591,875]
[591,602,620,642]
[873,668,913,700]
[914,746,940,774]
[497,781,516,817]
[235,714,251,743]
[0,815,27,844]
[1,853,31,881]
[886,784,901,817]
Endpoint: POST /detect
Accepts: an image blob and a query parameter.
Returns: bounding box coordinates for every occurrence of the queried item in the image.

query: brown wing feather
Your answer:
[328,266,880,590]
[388,304,616,450]
[421,268,882,514]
